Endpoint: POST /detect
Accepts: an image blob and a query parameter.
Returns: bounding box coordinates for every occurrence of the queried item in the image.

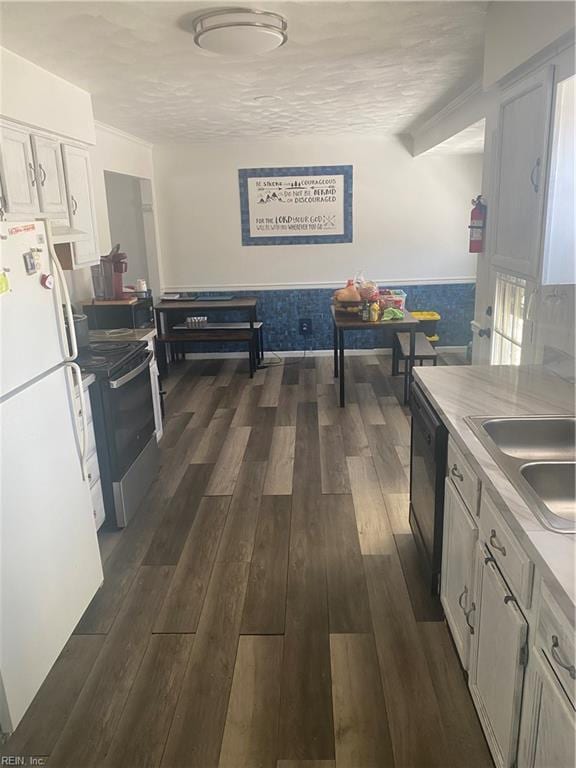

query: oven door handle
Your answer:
[109,352,153,389]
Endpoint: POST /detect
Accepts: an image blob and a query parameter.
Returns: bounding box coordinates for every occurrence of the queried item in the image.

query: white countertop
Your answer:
[414,364,576,621]
[80,372,95,390]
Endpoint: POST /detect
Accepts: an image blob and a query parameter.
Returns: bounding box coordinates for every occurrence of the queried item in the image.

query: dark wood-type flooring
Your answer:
[3,351,492,768]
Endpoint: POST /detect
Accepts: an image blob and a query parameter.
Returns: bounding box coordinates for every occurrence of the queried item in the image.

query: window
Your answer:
[542,74,575,285]
[491,272,526,365]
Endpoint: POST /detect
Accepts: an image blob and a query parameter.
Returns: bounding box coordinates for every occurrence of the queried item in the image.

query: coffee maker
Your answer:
[90,244,128,300]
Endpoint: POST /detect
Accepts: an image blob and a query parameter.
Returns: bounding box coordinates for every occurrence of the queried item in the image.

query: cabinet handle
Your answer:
[451,464,464,482]
[0,195,5,221]
[464,602,476,635]
[530,158,541,193]
[28,162,37,186]
[71,194,78,215]
[551,635,576,679]
[458,586,468,611]
[38,163,47,186]
[489,529,507,556]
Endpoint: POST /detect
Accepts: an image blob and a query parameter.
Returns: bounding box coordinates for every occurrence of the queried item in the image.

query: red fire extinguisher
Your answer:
[469,195,487,253]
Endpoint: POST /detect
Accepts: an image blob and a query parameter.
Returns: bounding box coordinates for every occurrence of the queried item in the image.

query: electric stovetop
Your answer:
[76,340,148,378]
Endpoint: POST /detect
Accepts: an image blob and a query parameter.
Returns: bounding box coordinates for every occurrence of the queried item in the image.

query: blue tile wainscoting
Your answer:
[163,283,475,353]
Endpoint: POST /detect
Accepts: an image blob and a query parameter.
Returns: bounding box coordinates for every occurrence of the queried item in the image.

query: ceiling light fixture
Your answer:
[190,7,287,55]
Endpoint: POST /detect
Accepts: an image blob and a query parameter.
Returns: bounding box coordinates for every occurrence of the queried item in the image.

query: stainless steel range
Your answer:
[77,341,159,528]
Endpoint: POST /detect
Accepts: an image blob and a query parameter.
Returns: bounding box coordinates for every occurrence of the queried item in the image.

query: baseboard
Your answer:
[181,345,467,360]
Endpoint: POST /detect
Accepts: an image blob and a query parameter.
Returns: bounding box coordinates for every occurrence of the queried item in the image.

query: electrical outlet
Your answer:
[299,318,312,335]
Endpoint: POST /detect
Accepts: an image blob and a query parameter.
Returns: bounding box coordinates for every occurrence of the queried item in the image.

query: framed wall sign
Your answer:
[238,165,353,246]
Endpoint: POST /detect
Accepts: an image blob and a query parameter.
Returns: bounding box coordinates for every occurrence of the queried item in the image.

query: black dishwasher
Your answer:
[409,382,448,595]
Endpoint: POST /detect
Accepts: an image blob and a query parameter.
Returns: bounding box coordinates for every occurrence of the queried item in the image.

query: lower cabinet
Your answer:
[469,545,529,768]
[440,480,478,669]
[518,650,576,768]
[441,434,574,768]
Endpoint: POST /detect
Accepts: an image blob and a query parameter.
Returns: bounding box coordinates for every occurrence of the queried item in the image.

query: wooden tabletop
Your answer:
[331,305,419,329]
[155,298,257,311]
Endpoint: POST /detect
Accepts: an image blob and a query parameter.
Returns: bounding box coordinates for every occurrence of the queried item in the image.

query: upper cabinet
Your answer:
[0,126,38,216]
[542,74,575,285]
[491,67,554,280]
[30,135,68,217]
[61,145,99,267]
[0,121,100,269]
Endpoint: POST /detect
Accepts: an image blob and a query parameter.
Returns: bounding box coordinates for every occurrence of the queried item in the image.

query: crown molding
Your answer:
[407,79,485,137]
[94,121,153,149]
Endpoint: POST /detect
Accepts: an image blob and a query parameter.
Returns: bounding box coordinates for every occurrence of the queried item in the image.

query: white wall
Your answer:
[483,2,575,88]
[153,137,482,291]
[0,48,94,143]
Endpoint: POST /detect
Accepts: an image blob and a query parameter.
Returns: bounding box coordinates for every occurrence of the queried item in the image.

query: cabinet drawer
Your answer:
[85,423,96,460]
[90,480,105,531]
[86,450,100,489]
[74,391,93,426]
[447,437,480,515]
[480,492,533,606]
[537,583,575,707]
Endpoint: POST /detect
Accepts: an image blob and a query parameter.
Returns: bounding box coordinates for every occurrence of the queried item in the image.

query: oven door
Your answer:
[409,385,445,570]
[103,352,155,479]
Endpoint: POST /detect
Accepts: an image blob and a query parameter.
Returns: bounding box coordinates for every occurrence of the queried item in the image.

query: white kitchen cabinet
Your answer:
[61,144,99,268]
[0,125,38,216]
[74,381,105,531]
[518,651,576,768]
[469,546,529,768]
[440,480,478,670]
[30,135,68,216]
[491,67,554,280]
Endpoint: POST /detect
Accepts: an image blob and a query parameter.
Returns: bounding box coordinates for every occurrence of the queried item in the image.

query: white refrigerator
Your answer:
[0,221,103,733]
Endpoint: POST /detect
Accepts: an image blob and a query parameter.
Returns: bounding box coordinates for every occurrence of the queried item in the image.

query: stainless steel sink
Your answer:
[481,417,575,461]
[520,462,576,526]
[466,416,576,534]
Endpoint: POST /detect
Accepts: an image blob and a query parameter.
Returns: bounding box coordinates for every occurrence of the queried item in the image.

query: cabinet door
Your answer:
[62,144,98,266]
[519,651,576,768]
[491,67,554,279]
[0,126,38,215]
[31,135,68,216]
[440,480,478,670]
[470,550,528,768]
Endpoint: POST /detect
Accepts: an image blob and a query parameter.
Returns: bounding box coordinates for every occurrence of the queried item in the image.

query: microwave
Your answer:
[83,298,154,330]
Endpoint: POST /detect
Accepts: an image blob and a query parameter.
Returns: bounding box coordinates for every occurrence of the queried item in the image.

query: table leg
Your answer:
[339,328,345,407]
[248,339,255,378]
[405,328,415,404]
[333,321,339,378]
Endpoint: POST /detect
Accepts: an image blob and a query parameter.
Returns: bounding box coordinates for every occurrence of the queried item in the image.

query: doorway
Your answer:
[104,172,160,297]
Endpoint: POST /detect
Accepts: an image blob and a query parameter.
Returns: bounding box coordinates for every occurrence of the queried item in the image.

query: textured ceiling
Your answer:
[427,118,486,154]
[0,1,487,142]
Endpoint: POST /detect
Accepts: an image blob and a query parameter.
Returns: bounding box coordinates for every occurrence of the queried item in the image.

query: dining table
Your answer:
[331,305,420,406]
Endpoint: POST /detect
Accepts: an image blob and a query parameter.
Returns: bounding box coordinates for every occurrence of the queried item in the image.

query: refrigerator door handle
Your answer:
[45,221,78,362]
[65,362,87,481]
